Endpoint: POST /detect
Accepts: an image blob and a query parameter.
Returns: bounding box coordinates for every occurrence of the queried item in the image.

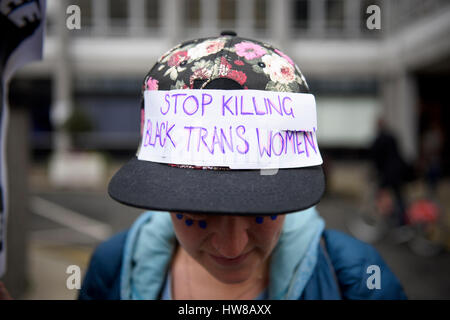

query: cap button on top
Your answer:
[220,30,237,36]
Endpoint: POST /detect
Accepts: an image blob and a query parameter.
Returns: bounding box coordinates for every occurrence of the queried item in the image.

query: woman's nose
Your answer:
[210,216,250,258]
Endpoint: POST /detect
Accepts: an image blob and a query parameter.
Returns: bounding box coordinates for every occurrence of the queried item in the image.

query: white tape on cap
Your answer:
[138,89,322,169]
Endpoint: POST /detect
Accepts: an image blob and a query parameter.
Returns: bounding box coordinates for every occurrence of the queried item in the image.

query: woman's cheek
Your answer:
[251,216,285,245]
[171,214,210,248]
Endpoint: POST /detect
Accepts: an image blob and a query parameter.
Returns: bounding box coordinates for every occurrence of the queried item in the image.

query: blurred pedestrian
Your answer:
[369,118,409,226]
[421,120,444,197]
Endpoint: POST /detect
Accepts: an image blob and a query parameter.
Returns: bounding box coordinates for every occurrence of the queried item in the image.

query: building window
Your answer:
[185,0,201,28]
[292,0,308,31]
[146,0,160,28]
[254,0,267,31]
[109,0,128,27]
[326,0,344,31]
[218,0,236,29]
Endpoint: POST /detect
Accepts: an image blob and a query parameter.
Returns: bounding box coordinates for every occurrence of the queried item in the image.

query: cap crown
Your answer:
[142,35,309,93]
[136,35,315,168]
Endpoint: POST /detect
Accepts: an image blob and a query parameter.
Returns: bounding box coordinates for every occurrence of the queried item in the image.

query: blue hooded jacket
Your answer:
[79,208,407,300]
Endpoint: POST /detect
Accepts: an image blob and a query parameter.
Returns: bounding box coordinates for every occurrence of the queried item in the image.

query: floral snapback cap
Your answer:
[137,32,311,163]
[109,32,325,214]
[142,33,309,93]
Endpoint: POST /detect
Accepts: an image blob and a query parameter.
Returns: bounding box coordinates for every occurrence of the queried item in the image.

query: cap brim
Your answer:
[108,157,325,215]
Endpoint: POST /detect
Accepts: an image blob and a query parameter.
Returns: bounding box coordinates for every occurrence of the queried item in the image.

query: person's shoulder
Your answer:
[91,228,128,266]
[78,230,129,300]
[322,229,407,299]
[323,229,379,261]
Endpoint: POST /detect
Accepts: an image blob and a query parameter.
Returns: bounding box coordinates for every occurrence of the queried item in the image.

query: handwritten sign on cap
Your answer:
[138,89,322,169]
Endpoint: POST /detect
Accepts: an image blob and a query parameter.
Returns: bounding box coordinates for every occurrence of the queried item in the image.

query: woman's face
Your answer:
[170,212,285,284]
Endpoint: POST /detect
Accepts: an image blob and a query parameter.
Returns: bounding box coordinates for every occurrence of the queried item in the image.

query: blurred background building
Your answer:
[11,0,450,167]
[3,0,450,299]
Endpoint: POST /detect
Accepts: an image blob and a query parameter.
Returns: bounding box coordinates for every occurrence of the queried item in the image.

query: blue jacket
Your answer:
[79,223,407,300]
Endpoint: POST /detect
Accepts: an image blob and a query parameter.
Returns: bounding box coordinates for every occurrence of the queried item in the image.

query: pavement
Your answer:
[15,161,450,299]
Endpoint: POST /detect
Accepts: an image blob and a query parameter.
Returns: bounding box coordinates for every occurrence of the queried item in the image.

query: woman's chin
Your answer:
[202,254,260,284]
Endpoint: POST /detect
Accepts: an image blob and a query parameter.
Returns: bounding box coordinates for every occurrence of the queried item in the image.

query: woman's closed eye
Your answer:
[174,212,209,229]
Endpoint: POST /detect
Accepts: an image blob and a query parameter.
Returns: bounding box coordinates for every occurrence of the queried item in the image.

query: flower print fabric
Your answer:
[215,56,247,85]
[145,35,309,94]
[164,50,189,80]
[227,69,247,86]
[146,77,159,91]
[189,59,214,88]
[274,49,295,66]
[261,54,296,84]
[187,39,226,61]
[234,41,267,60]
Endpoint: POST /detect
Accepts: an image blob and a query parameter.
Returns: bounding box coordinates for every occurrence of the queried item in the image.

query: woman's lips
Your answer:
[209,251,252,266]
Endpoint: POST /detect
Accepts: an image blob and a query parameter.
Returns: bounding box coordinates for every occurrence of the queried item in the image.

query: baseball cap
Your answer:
[108,32,325,215]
